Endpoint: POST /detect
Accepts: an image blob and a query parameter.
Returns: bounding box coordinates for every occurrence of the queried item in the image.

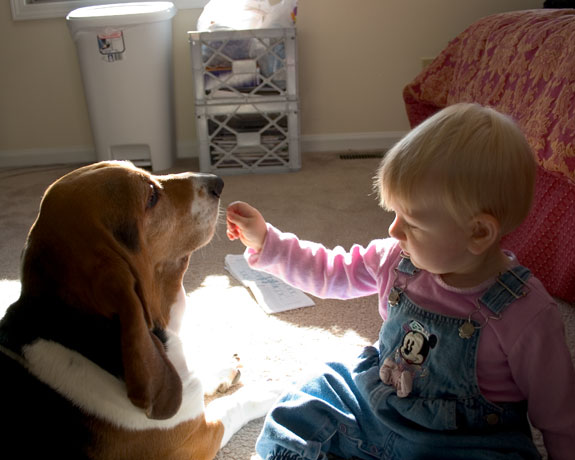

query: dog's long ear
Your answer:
[23,236,183,419]
[99,265,183,420]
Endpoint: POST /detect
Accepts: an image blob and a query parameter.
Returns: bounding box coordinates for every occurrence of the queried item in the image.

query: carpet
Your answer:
[0,153,573,459]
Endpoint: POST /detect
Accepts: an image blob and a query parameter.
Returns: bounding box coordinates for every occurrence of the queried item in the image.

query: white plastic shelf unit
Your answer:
[189,27,298,105]
[195,101,300,174]
[189,27,300,174]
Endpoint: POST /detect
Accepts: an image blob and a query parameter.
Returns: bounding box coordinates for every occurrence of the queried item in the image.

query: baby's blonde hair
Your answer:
[376,103,536,235]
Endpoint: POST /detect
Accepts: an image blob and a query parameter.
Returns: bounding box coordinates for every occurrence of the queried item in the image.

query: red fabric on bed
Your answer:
[403,9,575,301]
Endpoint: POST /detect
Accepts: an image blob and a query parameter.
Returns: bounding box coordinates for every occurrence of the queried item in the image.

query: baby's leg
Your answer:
[256,359,389,460]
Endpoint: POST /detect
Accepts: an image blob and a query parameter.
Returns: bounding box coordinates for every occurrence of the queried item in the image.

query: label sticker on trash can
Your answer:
[97,31,125,62]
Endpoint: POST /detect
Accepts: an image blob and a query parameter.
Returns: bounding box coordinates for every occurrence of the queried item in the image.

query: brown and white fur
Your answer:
[0,161,278,459]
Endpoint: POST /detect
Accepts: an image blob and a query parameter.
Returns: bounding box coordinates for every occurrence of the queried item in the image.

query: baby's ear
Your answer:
[467,213,501,255]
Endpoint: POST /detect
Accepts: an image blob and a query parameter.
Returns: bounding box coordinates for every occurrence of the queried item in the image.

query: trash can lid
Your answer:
[66,2,176,28]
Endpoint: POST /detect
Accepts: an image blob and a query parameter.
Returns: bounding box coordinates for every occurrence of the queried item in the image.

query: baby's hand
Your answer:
[226,201,268,252]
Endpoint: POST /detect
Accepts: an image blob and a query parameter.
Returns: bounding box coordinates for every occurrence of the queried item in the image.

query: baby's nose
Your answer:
[389,216,406,241]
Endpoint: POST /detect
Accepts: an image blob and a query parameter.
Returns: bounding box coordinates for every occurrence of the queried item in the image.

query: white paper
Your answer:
[224,254,315,314]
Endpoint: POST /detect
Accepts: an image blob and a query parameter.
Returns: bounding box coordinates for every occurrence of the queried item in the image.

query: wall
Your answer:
[0,0,542,166]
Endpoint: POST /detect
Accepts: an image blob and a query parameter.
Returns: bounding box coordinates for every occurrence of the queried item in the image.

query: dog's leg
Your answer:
[167,286,187,335]
[205,385,282,448]
[174,289,242,395]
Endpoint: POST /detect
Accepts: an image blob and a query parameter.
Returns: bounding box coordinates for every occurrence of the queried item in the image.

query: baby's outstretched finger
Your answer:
[227,201,259,220]
[226,219,239,240]
[227,201,247,216]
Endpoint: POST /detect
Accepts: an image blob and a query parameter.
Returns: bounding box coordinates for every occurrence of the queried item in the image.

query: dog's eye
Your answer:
[147,184,159,209]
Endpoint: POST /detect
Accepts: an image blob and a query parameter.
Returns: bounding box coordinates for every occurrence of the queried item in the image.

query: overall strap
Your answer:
[479,266,531,316]
[396,255,419,276]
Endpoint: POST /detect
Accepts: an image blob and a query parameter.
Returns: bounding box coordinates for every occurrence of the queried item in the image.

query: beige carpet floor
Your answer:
[0,152,573,459]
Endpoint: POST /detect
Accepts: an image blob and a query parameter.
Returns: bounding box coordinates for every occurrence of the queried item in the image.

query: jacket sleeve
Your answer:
[244,224,396,300]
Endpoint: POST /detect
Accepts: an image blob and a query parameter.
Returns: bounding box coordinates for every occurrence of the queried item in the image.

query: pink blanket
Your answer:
[403,9,575,302]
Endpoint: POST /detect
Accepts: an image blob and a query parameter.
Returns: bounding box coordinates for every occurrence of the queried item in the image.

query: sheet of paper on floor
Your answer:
[225,254,315,314]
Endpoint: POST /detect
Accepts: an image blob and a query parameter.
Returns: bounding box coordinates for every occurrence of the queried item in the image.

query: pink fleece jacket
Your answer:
[246,224,575,459]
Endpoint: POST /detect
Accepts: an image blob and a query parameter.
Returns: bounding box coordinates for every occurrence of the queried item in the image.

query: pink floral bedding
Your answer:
[403,9,575,301]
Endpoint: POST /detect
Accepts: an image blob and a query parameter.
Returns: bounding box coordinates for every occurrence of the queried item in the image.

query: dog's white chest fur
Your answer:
[23,331,205,430]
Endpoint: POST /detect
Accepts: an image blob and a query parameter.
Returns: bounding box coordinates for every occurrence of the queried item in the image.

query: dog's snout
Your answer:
[209,176,224,199]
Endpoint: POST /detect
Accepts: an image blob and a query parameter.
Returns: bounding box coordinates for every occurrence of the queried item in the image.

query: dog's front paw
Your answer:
[216,353,242,394]
[204,353,242,396]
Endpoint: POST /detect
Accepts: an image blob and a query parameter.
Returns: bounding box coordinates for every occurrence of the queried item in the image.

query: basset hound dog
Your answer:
[0,161,278,459]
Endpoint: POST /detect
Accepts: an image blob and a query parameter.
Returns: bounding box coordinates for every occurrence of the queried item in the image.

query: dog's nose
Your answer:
[210,176,224,199]
[202,174,224,199]
[192,173,224,199]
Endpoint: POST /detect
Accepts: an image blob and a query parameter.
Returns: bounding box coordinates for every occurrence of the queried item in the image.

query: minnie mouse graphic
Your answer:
[380,320,438,398]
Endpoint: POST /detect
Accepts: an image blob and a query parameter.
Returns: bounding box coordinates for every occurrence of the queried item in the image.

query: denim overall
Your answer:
[256,257,541,460]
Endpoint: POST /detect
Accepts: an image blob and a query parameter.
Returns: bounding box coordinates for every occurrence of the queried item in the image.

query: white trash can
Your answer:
[67,2,177,171]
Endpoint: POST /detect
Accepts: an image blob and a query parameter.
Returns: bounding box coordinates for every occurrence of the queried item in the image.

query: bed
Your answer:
[403,9,575,302]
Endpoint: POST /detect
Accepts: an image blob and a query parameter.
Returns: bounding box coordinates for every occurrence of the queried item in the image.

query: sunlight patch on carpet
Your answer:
[0,280,21,318]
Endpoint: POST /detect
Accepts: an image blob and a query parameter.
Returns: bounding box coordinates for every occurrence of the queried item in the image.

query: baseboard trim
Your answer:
[0,131,405,168]
[0,146,96,168]
[301,131,405,153]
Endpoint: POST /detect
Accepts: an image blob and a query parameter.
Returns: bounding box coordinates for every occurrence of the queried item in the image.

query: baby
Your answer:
[227,103,575,459]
